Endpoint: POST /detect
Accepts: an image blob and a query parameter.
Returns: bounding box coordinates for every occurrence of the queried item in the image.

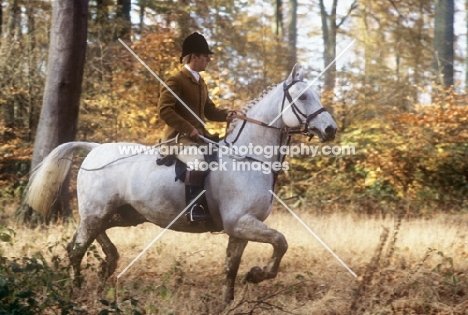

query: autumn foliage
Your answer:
[0,2,467,216]
[278,88,468,215]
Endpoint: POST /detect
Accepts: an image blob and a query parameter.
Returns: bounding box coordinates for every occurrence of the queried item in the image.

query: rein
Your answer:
[218,80,329,178]
[225,114,284,146]
[225,80,327,145]
[231,113,281,130]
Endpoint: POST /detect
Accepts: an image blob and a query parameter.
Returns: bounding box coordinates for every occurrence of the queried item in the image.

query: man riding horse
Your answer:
[158,32,235,222]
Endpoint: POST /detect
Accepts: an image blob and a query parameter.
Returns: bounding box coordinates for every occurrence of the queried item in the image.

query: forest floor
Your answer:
[2,204,468,314]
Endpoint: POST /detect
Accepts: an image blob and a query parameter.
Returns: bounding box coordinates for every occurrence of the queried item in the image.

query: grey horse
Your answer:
[27,64,337,302]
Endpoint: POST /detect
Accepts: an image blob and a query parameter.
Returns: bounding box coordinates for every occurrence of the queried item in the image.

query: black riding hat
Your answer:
[180,32,214,63]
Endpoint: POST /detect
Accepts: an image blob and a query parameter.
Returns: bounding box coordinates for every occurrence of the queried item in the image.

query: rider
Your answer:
[158,32,235,222]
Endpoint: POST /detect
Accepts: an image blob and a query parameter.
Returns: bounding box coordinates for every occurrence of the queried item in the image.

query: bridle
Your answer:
[225,80,328,145]
[282,80,328,135]
[220,80,328,178]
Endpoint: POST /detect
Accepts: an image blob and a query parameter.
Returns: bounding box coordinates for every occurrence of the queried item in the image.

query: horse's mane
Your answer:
[226,84,278,135]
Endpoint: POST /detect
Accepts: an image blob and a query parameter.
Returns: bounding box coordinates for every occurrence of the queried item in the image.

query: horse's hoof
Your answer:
[245,266,264,284]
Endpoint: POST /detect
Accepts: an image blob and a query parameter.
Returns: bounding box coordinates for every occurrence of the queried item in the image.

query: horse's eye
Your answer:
[299,94,307,101]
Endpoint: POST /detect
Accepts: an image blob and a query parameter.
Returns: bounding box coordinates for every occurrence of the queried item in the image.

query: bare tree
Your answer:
[0,0,3,38]
[288,0,297,70]
[466,0,468,93]
[275,0,284,36]
[433,0,454,88]
[16,0,88,224]
[117,0,131,39]
[319,0,357,93]
[1,0,20,140]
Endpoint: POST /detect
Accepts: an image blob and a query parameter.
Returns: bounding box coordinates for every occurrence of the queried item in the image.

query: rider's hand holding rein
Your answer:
[226,110,237,123]
[189,128,201,141]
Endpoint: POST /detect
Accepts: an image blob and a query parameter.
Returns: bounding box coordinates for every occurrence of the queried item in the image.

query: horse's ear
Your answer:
[286,63,304,85]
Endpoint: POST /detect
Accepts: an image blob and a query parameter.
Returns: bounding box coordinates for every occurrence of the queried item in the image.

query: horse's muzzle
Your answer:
[324,125,337,141]
[310,125,336,142]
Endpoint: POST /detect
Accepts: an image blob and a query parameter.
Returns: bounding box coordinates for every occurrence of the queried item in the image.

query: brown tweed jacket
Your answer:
[158,67,228,141]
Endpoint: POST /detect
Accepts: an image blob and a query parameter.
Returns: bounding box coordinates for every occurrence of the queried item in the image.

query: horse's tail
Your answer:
[27,142,100,219]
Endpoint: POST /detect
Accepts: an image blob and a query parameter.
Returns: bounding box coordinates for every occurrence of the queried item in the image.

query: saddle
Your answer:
[155,131,220,173]
[156,151,219,230]
[156,155,186,181]
[155,149,218,183]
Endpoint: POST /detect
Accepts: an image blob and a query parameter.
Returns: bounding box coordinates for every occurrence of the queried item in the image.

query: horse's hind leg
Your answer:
[67,232,85,286]
[96,232,119,280]
[95,204,148,279]
[69,204,147,284]
[223,236,248,303]
[67,215,108,285]
[226,215,288,285]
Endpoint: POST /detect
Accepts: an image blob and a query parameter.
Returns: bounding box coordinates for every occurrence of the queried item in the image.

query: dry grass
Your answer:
[2,205,468,314]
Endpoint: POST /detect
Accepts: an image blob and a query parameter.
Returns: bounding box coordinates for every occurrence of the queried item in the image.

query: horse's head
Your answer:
[280,64,337,142]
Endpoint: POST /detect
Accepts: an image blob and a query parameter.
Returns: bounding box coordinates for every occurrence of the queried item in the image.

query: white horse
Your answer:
[27,64,337,302]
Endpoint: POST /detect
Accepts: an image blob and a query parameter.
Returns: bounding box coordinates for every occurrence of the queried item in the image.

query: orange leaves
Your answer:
[0,132,33,199]
[322,89,468,209]
[79,31,181,143]
[392,103,468,145]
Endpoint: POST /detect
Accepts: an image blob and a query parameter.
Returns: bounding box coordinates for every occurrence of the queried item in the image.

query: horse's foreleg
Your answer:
[96,232,119,280]
[222,236,248,303]
[228,215,288,284]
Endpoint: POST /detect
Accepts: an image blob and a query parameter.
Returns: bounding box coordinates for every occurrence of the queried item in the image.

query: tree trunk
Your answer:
[466,0,468,93]
[275,0,283,37]
[6,0,19,38]
[288,0,297,70]
[0,0,3,38]
[139,1,145,34]
[26,0,35,140]
[1,0,19,141]
[319,0,337,93]
[16,0,88,224]
[433,0,454,88]
[117,0,131,39]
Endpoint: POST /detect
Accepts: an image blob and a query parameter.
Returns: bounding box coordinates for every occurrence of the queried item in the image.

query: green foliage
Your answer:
[0,228,147,314]
[0,234,78,314]
[97,296,144,315]
[0,230,120,314]
[0,227,15,245]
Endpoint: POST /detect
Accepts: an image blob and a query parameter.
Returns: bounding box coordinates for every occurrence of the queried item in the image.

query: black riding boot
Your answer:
[185,170,209,222]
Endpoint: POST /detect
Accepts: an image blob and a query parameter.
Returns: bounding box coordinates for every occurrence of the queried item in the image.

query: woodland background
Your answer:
[0,1,468,314]
[0,0,467,217]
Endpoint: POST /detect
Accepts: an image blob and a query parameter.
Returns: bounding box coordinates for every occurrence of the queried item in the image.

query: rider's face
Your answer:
[191,54,211,72]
